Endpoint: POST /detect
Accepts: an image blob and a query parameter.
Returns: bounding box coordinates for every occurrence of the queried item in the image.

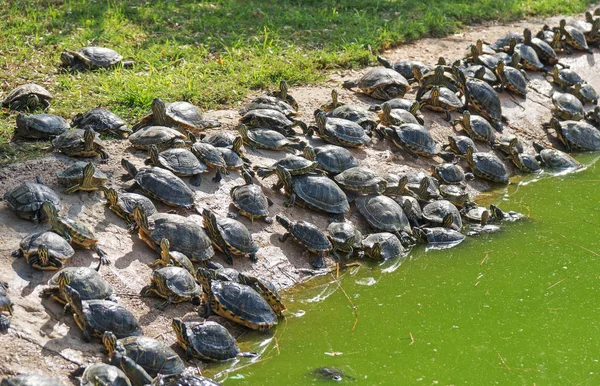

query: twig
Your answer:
[329,273,359,335]
[274,337,280,355]
[497,352,511,370]
[547,277,568,290]
[480,253,489,265]
[409,332,415,345]
[554,232,600,257]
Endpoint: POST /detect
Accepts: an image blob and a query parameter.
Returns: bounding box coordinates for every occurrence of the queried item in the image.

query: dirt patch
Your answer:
[1,10,599,385]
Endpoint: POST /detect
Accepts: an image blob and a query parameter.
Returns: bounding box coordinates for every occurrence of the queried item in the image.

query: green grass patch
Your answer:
[0,0,595,163]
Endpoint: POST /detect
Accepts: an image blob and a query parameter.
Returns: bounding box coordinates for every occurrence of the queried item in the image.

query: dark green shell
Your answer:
[356,195,411,234]
[180,320,240,360]
[18,231,74,260]
[334,167,384,194]
[217,217,259,254]
[287,220,332,253]
[147,213,214,262]
[81,363,131,386]
[15,114,69,139]
[292,174,350,214]
[311,145,358,174]
[128,126,186,149]
[318,117,370,147]
[56,161,108,185]
[557,120,600,151]
[72,108,130,137]
[134,167,195,208]
[231,184,270,218]
[80,299,142,338]
[390,124,440,157]
[47,267,114,301]
[468,151,510,183]
[151,266,201,299]
[361,232,404,260]
[116,336,185,378]
[422,200,462,230]
[3,181,62,221]
[465,78,502,121]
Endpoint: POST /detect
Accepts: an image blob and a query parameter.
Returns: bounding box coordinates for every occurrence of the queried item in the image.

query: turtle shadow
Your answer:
[267,233,315,270]
[113,239,154,270]
[10,257,51,297]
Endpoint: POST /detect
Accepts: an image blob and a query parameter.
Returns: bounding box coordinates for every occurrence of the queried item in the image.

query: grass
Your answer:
[0,0,596,163]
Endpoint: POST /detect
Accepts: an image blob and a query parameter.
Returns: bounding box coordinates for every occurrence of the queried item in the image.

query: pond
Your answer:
[209,153,600,385]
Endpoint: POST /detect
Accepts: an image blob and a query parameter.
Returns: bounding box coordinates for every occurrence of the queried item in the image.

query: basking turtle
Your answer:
[150,375,222,386]
[494,60,527,98]
[196,268,278,330]
[327,221,362,260]
[14,113,69,139]
[0,282,13,316]
[413,175,442,202]
[467,45,504,71]
[329,104,379,133]
[439,184,471,207]
[547,66,583,89]
[356,195,412,238]
[378,102,419,126]
[377,55,430,82]
[494,133,524,156]
[444,135,476,158]
[63,284,141,341]
[418,86,463,121]
[532,141,581,171]
[254,154,319,180]
[504,39,544,72]
[275,166,349,218]
[2,84,52,111]
[81,363,132,386]
[303,144,358,175]
[217,135,250,173]
[0,375,62,386]
[57,162,108,194]
[60,46,132,71]
[141,267,202,309]
[240,94,298,117]
[72,108,131,138]
[135,98,221,132]
[522,28,560,66]
[238,124,305,152]
[172,319,254,361]
[396,195,423,227]
[41,267,115,305]
[146,145,206,186]
[559,19,592,53]
[42,201,110,266]
[422,200,462,231]
[3,177,61,222]
[378,124,452,160]
[552,92,584,120]
[128,125,187,150]
[121,159,196,208]
[432,163,474,185]
[370,98,425,124]
[360,232,404,260]
[230,171,273,223]
[201,131,237,147]
[320,89,345,112]
[150,238,195,274]
[103,187,157,231]
[132,206,215,264]
[508,151,541,173]
[587,105,600,126]
[462,64,498,84]
[342,68,409,100]
[453,67,503,129]
[569,11,595,35]
[380,174,410,196]
[189,133,228,183]
[13,232,74,270]
[268,80,298,111]
[414,226,465,250]
[103,332,185,385]
[276,214,332,268]
[414,65,459,96]
[571,83,599,105]
[489,204,525,222]
[202,208,259,264]
[237,273,286,317]
[465,147,510,184]
[308,110,370,148]
[52,128,109,161]
[452,111,495,146]
[545,118,600,152]
[334,167,387,195]
[489,31,523,51]
[239,108,305,137]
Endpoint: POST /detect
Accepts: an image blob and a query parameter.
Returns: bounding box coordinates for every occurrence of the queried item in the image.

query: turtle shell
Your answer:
[378,57,430,80]
[81,363,131,386]
[557,120,600,151]
[134,167,196,208]
[0,284,12,313]
[111,192,157,220]
[361,232,404,260]
[56,161,108,185]
[128,126,186,149]
[178,320,240,360]
[15,114,69,139]
[51,129,104,154]
[552,68,583,87]
[202,131,236,147]
[465,77,502,122]
[392,124,441,157]
[349,68,409,100]
[116,336,185,378]
[447,135,476,156]
[573,83,599,104]
[422,200,462,230]
[489,32,523,51]
[380,107,419,126]
[244,128,295,150]
[421,87,463,109]
[72,108,131,137]
[2,84,52,109]
[18,231,74,260]
[259,155,315,176]
[397,195,423,226]
[562,23,589,50]
[164,101,220,130]
[501,65,528,96]
[328,105,378,131]
[463,65,497,84]
[461,113,495,144]
[191,142,227,168]
[210,280,278,330]
[516,44,544,70]
[231,184,270,219]
[3,180,62,222]
[0,375,62,386]
[552,92,584,119]
[216,217,259,254]
[292,174,349,214]
[311,145,358,174]
[327,222,362,252]
[240,109,296,135]
[147,213,214,262]
[334,167,384,194]
[72,47,123,68]
[47,267,113,301]
[81,299,142,338]
[433,163,466,184]
[318,117,370,147]
[533,142,581,170]
[468,150,510,183]
[356,195,411,234]
[418,227,465,249]
[240,95,297,117]
[462,205,489,223]
[218,147,244,170]
[288,220,332,253]
[150,375,221,386]
[155,148,207,176]
[152,266,201,299]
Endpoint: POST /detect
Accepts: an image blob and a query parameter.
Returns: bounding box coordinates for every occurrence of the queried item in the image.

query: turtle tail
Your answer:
[342,79,359,90]
[254,166,274,179]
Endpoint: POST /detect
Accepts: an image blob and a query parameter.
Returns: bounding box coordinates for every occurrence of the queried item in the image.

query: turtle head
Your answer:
[465,145,475,163]
[559,19,566,30]
[442,214,454,229]
[476,39,484,54]
[413,227,426,243]
[274,165,293,193]
[275,214,291,230]
[331,89,339,106]
[57,270,72,289]
[451,66,466,89]
[132,204,149,231]
[26,94,40,110]
[548,117,561,132]
[496,60,505,74]
[171,318,188,344]
[121,158,138,178]
[480,210,490,226]
[148,145,160,165]
[434,65,444,77]
[202,208,219,236]
[196,267,216,287]
[241,170,253,185]
[303,145,316,161]
[83,129,95,148]
[60,51,74,66]
[417,177,430,200]
[82,162,95,181]
[437,57,447,66]
[411,65,423,82]
[104,187,118,206]
[232,135,244,154]
[532,141,547,153]
[151,98,167,123]
[523,28,532,43]
[489,204,505,220]
[586,11,594,22]
[279,80,289,99]
[41,201,58,222]
[507,38,517,52]
[237,124,249,140]
[510,53,521,68]
[314,109,327,131]
[102,331,118,357]
[371,242,382,259]
[469,45,479,58]
[381,102,392,119]
[37,244,50,267]
[63,284,82,313]
[461,110,471,126]
[430,86,440,102]
[397,175,408,191]
[410,101,424,116]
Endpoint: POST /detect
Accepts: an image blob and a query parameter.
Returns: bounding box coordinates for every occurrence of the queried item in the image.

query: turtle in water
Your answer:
[3,176,62,223]
[327,221,362,260]
[312,367,355,382]
[72,108,132,138]
[2,83,52,111]
[342,67,410,100]
[276,214,332,268]
[141,266,202,309]
[360,232,405,261]
[60,46,134,70]
[133,98,220,132]
[14,113,69,140]
[13,232,74,270]
[414,224,466,250]
[202,208,259,264]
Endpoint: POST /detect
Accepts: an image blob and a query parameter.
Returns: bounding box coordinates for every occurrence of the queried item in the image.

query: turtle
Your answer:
[254,154,319,180]
[320,89,345,112]
[494,60,527,97]
[150,375,222,386]
[452,110,495,146]
[237,273,286,317]
[546,66,584,89]
[202,208,259,264]
[462,64,498,84]
[133,98,220,133]
[467,45,504,70]
[395,195,423,227]
[508,152,541,173]
[150,238,195,275]
[418,86,463,121]
[356,195,412,238]
[141,266,202,309]
[537,25,558,45]
[14,113,69,139]
[370,98,425,124]
[60,46,133,70]
[532,141,581,171]
[189,133,229,182]
[0,375,62,386]
[360,232,404,261]
[42,201,110,266]
[571,83,599,105]
[217,135,251,173]
[0,315,9,333]
[432,163,474,185]
[584,17,600,44]
[413,65,459,97]
[268,80,299,111]
[128,125,187,150]
[461,204,491,224]
[413,175,442,202]
[2,83,52,111]
[41,267,116,305]
[494,133,524,156]
[196,268,277,330]
[452,67,503,129]
[312,367,355,382]
[132,206,215,264]
[413,226,466,250]
[552,92,584,120]
[239,108,306,137]
[121,158,196,208]
[81,363,132,386]
[439,184,471,207]
[328,103,379,133]
[63,284,142,341]
[587,105,600,126]
[230,171,273,223]
[489,204,524,222]
[522,28,560,66]
[545,117,600,152]
[377,102,419,126]
[380,174,410,196]
[13,231,74,270]
[52,128,109,161]
[377,55,430,82]
[146,144,206,186]
[72,108,132,138]
[3,177,62,222]
[275,166,349,218]
[308,110,370,148]
[422,200,462,231]
[0,282,13,316]
[56,162,108,194]
[238,124,305,152]
[275,214,332,268]
[327,221,362,260]
[489,31,523,51]
[569,11,595,35]
[240,94,298,118]
[465,146,510,184]
[559,19,592,53]
[103,332,185,385]
[172,319,255,361]
[201,131,237,147]
[342,67,410,100]
[303,144,358,175]
[334,167,387,196]
[378,124,452,160]
[103,187,157,231]
[504,38,545,72]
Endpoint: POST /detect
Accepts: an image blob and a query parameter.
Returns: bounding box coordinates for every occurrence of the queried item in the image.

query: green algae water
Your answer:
[214,154,600,385]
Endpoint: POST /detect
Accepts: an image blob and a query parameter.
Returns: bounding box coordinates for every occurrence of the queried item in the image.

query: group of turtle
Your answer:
[3,10,600,386]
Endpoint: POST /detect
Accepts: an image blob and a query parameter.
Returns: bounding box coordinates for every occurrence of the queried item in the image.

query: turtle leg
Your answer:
[223,247,235,265]
[124,182,138,192]
[279,232,291,243]
[157,296,173,310]
[119,356,153,386]
[190,174,202,187]
[41,99,51,111]
[72,312,91,342]
[443,110,452,122]
[94,245,111,266]
[283,193,296,207]
[63,183,81,195]
[311,252,326,269]
[11,249,23,258]
[198,297,213,318]
[399,142,419,159]
[212,169,223,183]
[248,252,258,263]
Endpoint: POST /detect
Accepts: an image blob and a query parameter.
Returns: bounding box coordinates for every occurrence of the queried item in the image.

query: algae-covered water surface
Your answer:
[216,154,600,384]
